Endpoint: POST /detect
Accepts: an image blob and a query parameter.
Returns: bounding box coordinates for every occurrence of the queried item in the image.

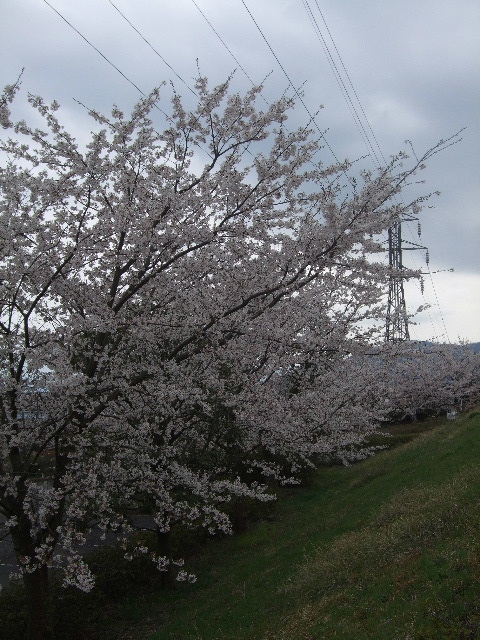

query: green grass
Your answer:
[1,410,480,639]
[137,411,480,640]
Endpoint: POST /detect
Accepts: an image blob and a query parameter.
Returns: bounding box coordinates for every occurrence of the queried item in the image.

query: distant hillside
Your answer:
[415,340,480,354]
[416,340,480,353]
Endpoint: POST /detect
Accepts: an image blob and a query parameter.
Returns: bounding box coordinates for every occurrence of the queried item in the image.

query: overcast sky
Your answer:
[1,0,479,343]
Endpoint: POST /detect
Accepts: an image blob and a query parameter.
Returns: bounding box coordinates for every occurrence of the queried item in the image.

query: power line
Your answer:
[302,2,452,343]
[424,266,452,343]
[399,206,452,342]
[42,1,321,183]
[105,0,254,162]
[42,0,148,99]
[42,0,213,143]
[311,0,387,165]
[240,0,343,167]
[41,0,217,164]
[190,0,257,88]
[107,0,270,166]
[299,0,401,307]
[189,0,320,152]
[107,0,197,96]
[302,0,380,166]
[239,0,420,344]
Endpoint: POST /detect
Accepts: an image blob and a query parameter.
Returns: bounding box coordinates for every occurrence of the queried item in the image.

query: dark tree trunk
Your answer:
[156,526,175,588]
[10,516,55,640]
[232,498,248,533]
[22,564,53,640]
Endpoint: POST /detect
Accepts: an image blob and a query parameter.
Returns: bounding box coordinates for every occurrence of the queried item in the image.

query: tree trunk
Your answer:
[156,527,175,588]
[10,515,54,640]
[22,564,53,640]
[232,498,248,533]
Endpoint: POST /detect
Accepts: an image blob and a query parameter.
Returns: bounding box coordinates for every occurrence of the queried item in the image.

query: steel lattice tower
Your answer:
[385,222,410,343]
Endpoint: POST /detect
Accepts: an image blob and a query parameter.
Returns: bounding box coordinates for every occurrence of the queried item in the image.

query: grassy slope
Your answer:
[124,410,480,640]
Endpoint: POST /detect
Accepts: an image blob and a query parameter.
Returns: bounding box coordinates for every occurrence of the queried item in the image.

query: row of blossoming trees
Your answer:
[1,78,479,639]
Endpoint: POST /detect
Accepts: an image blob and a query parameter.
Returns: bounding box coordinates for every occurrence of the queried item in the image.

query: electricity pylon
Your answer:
[385,221,409,343]
[385,220,428,343]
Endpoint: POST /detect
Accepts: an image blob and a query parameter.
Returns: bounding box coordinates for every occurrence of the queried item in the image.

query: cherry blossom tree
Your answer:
[0,76,457,639]
[372,341,480,422]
